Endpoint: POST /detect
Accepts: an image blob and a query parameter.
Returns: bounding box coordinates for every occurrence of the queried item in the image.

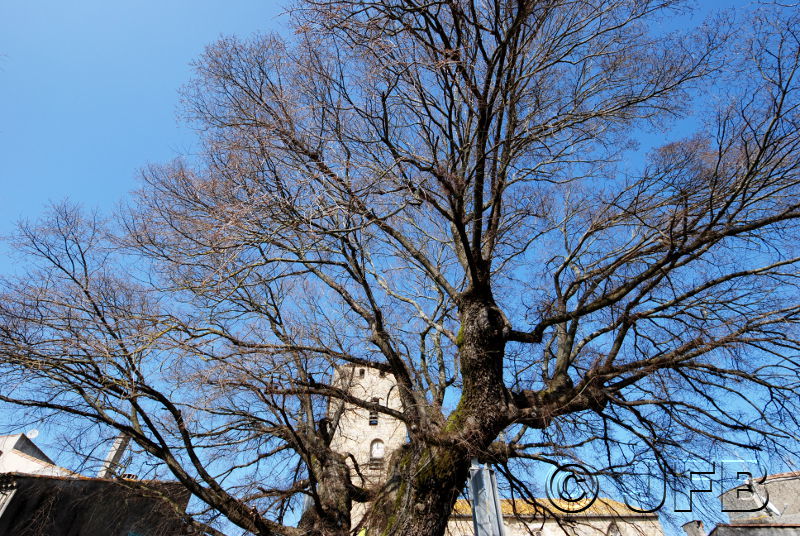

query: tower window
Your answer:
[369,439,385,469]
[370,439,385,460]
[379,369,386,378]
[369,398,379,425]
[359,368,365,378]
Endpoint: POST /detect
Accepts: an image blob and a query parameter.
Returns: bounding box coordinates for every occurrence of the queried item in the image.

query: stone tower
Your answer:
[328,365,406,482]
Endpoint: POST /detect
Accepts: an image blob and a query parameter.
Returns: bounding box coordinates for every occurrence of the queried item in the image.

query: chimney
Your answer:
[682,520,706,536]
[98,433,130,479]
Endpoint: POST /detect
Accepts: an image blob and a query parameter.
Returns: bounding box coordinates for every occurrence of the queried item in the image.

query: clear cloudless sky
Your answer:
[0,0,739,433]
[0,0,739,273]
[0,0,285,273]
[0,0,749,502]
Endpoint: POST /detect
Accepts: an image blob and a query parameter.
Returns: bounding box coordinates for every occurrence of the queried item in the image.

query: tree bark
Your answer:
[297,452,353,536]
[367,291,511,535]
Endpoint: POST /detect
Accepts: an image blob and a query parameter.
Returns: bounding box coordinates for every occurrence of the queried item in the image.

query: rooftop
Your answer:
[452,497,658,518]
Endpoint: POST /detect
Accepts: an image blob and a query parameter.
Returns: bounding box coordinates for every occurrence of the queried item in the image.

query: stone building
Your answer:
[683,472,800,536]
[329,364,406,479]
[721,472,800,523]
[329,365,666,536]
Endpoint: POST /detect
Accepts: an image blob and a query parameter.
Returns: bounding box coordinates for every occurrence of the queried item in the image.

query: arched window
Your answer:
[369,439,385,470]
[370,439,385,460]
[607,521,621,536]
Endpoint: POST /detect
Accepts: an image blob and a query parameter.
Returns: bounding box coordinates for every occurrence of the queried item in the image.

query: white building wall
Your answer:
[0,434,73,477]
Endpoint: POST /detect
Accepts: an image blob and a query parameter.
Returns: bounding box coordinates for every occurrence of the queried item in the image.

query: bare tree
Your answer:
[2,1,800,535]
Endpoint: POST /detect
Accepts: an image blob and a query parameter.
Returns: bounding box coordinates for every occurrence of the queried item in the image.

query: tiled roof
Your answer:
[721,471,800,496]
[764,472,800,481]
[452,497,657,518]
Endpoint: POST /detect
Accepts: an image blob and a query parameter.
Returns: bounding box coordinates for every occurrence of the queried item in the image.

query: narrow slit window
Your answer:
[369,398,379,425]
[359,368,365,378]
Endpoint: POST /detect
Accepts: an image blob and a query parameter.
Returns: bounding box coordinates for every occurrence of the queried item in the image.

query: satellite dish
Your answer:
[25,429,39,440]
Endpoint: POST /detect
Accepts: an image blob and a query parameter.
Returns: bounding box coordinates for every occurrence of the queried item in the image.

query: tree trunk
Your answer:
[367,293,511,535]
[298,453,353,536]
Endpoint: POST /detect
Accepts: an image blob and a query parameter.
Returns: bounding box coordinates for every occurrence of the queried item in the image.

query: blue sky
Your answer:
[0,0,285,272]
[0,0,763,531]
[0,0,738,272]
[0,0,285,482]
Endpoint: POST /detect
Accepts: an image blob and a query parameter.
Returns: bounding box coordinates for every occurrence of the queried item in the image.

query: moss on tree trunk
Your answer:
[365,296,512,535]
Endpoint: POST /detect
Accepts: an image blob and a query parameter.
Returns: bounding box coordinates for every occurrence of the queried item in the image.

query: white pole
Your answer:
[98,433,130,479]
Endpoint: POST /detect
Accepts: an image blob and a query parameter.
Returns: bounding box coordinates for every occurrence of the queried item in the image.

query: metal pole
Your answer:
[468,458,507,536]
